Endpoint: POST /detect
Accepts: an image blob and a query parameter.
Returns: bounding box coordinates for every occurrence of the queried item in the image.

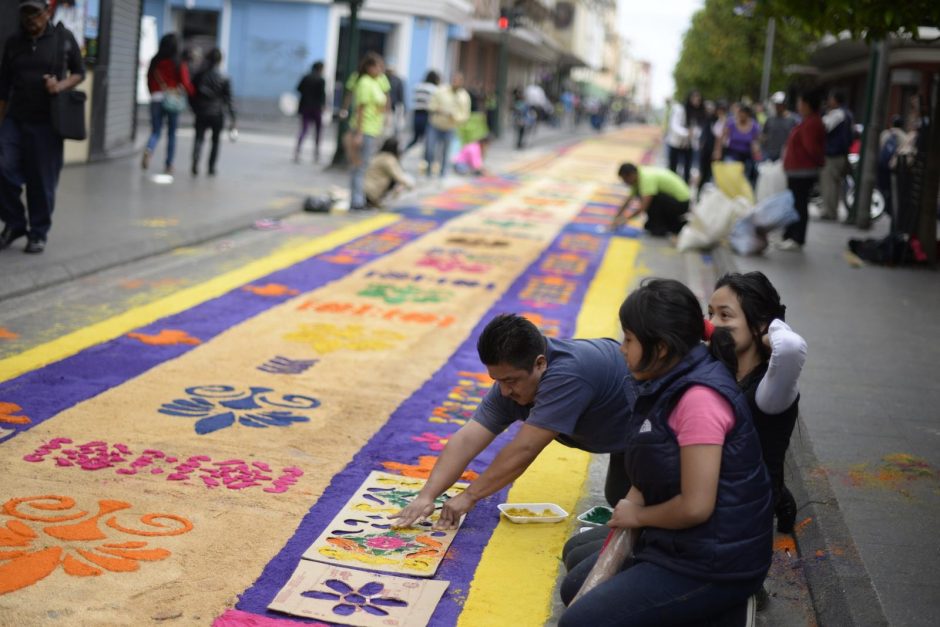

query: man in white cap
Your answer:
[760,91,797,162]
[0,0,85,254]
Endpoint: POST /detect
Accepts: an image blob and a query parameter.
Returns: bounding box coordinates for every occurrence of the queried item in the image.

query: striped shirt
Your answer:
[412,82,437,111]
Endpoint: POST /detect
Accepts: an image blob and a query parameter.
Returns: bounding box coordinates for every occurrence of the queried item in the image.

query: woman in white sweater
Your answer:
[708,271,807,533]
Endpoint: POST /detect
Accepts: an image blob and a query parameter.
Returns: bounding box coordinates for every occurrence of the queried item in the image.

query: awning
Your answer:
[469,19,560,65]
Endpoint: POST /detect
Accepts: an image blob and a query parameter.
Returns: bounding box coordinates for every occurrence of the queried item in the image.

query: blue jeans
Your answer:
[0,118,64,241]
[560,552,763,626]
[349,133,377,208]
[146,101,180,168]
[425,125,454,177]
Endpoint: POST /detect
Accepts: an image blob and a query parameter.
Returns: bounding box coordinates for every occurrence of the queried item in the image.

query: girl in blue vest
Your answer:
[560,278,772,626]
[708,272,807,534]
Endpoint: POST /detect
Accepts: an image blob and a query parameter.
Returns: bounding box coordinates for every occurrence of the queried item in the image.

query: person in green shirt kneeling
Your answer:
[611,163,690,236]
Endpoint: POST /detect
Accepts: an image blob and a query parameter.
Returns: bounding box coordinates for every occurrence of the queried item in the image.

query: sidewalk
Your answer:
[0,115,601,301]
[714,215,940,626]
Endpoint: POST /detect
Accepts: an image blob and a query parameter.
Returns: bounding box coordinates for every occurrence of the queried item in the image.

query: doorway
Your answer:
[171,8,219,68]
[333,20,390,109]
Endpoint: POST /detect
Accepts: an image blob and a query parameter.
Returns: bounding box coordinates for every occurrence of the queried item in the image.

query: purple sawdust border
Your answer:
[233,206,618,626]
[0,212,478,445]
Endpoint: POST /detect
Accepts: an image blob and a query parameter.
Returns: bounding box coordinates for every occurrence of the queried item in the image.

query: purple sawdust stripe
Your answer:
[233,202,616,625]
[0,215,462,444]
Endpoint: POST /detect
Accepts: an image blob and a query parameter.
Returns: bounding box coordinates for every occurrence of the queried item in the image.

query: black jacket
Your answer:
[191,66,235,121]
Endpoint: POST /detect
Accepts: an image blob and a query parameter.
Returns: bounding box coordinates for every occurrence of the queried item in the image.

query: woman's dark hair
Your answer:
[685,90,706,128]
[379,137,400,158]
[738,104,754,119]
[619,278,737,376]
[477,314,546,372]
[357,53,381,81]
[714,271,786,362]
[799,88,824,113]
[148,33,180,79]
[618,162,637,179]
[205,47,222,68]
[424,70,440,85]
[312,61,324,73]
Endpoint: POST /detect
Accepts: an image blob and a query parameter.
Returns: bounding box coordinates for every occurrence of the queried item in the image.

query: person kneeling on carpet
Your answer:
[611,162,690,236]
[363,138,414,209]
[451,136,490,176]
[391,313,633,530]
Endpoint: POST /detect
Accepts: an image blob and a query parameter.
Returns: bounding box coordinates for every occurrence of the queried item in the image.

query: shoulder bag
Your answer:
[155,67,187,114]
[49,24,87,140]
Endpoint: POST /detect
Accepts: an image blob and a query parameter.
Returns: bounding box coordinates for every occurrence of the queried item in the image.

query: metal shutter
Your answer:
[104,1,141,152]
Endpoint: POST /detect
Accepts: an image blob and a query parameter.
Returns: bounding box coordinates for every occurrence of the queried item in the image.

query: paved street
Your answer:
[0,123,936,626]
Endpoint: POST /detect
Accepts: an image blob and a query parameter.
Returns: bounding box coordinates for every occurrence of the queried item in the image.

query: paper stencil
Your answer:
[268,560,448,627]
[302,471,466,577]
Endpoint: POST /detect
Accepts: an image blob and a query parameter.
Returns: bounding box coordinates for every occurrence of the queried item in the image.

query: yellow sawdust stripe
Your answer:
[0,215,399,383]
[459,237,644,625]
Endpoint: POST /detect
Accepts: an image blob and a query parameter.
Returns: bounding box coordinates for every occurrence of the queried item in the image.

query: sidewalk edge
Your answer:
[712,245,889,627]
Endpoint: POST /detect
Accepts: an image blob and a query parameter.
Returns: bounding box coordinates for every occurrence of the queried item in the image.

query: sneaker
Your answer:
[756,585,770,612]
[164,165,174,176]
[24,238,46,254]
[745,594,757,626]
[141,150,151,170]
[0,226,27,250]
[191,164,198,176]
[775,239,802,251]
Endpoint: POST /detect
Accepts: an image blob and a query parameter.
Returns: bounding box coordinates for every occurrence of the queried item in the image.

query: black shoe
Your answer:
[0,226,27,250]
[24,238,46,254]
[775,485,797,533]
[191,164,198,176]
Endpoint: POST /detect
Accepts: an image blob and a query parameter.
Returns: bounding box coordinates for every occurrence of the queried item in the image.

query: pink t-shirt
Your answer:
[667,385,735,446]
[453,142,483,170]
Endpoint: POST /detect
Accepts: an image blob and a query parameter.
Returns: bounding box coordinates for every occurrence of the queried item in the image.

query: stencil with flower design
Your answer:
[158,385,320,435]
[302,471,466,577]
[0,495,193,595]
[269,561,448,627]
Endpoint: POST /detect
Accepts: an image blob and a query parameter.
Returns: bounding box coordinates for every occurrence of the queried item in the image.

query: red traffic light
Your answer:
[498,16,509,30]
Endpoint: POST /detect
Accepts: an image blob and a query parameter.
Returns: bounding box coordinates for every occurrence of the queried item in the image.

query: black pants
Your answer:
[646,194,689,236]
[668,145,693,182]
[406,110,429,151]
[0,118,64,241]
[784,175,816,245]
[193,114,224,173]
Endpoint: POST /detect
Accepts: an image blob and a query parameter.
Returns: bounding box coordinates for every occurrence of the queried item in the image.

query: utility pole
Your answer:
[494,10,513,138]
[759,18,775,103]
[330,0,364,168]
[854,39,890,229]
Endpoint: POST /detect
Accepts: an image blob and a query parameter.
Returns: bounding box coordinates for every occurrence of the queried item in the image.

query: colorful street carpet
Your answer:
[0,127,659,626]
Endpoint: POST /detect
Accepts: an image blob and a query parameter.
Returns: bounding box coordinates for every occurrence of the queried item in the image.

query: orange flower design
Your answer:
[0,495,193,595]
[242,283,300,297]
[0,403,30,425]
[381,456,479,482]
[127,329,202,346]
[0,328,18,341]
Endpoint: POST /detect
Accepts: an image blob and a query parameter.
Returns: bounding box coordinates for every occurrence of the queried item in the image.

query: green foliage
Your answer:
[760,0,940,40]
[673,0,816,102]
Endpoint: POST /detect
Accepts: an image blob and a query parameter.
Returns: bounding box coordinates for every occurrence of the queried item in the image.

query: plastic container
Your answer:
[577,505,613,527]
[497,502,568,524]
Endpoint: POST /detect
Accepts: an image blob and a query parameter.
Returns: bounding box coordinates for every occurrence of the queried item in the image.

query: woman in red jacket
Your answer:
[143,34,194,175]
[779,89,825,250]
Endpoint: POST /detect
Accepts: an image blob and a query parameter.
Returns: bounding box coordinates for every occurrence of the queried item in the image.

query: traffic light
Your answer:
[498,7,523,30]
[498,12,509,30]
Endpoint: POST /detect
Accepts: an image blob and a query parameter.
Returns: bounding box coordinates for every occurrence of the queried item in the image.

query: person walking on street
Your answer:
[761,92,798,162]
[425,72,470,177]
[666,91,702,183]
[347,54,386,211]
[405,70,438,153]
[294,61,326,163]
[779,89,825,251]
[716,104,761,187]
[611,163,690,237]
[189,48,235,177]
[0,0,85,254]
[143,33,194,175]
[819,90,853,221]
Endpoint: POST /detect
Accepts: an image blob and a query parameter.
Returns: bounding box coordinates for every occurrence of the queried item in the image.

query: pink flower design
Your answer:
[411,432,449,451]
[365,536,407,551]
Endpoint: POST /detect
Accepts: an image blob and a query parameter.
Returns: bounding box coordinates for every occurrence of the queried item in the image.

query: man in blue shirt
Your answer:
[393,314,632,529]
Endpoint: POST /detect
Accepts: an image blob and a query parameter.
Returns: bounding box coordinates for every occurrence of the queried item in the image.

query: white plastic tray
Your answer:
[576,505,614,527]
[497,502,568,524]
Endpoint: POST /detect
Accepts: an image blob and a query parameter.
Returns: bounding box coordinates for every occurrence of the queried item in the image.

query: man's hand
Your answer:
[435,491,476,529]
[389,494,436,529]
[44,75,60,95]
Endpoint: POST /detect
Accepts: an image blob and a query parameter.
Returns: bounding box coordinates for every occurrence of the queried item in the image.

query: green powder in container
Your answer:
[582,506,612,524]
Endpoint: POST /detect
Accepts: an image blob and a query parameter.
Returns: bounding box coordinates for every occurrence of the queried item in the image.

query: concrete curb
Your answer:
[711,245,889,627]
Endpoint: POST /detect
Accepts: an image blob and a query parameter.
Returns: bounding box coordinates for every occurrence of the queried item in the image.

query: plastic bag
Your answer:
[676,187,751,251]
[751,190,798,230]
[571,528,637,605]
[755,160,787,203]
[730,217,768,255]
[712,161,755,204]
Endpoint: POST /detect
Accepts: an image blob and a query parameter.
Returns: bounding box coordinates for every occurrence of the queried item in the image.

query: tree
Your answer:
[673,0,816,102]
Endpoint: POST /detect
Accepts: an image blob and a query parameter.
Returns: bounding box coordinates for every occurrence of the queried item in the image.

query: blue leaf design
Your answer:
[194,412,235,434]
[325,579,354,595]
[358,582,384,596]
[238,416,268,428]
[158,398,214,416]
[362,605,389,616]
[371,596,408,608]
[301,590,340,601]
[332,604,356,616]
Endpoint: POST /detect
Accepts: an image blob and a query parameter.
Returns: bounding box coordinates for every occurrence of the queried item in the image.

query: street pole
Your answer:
[854,39,889,229]
[330,0,362,168]
[759,17,775,103]
[494,29,509,138]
